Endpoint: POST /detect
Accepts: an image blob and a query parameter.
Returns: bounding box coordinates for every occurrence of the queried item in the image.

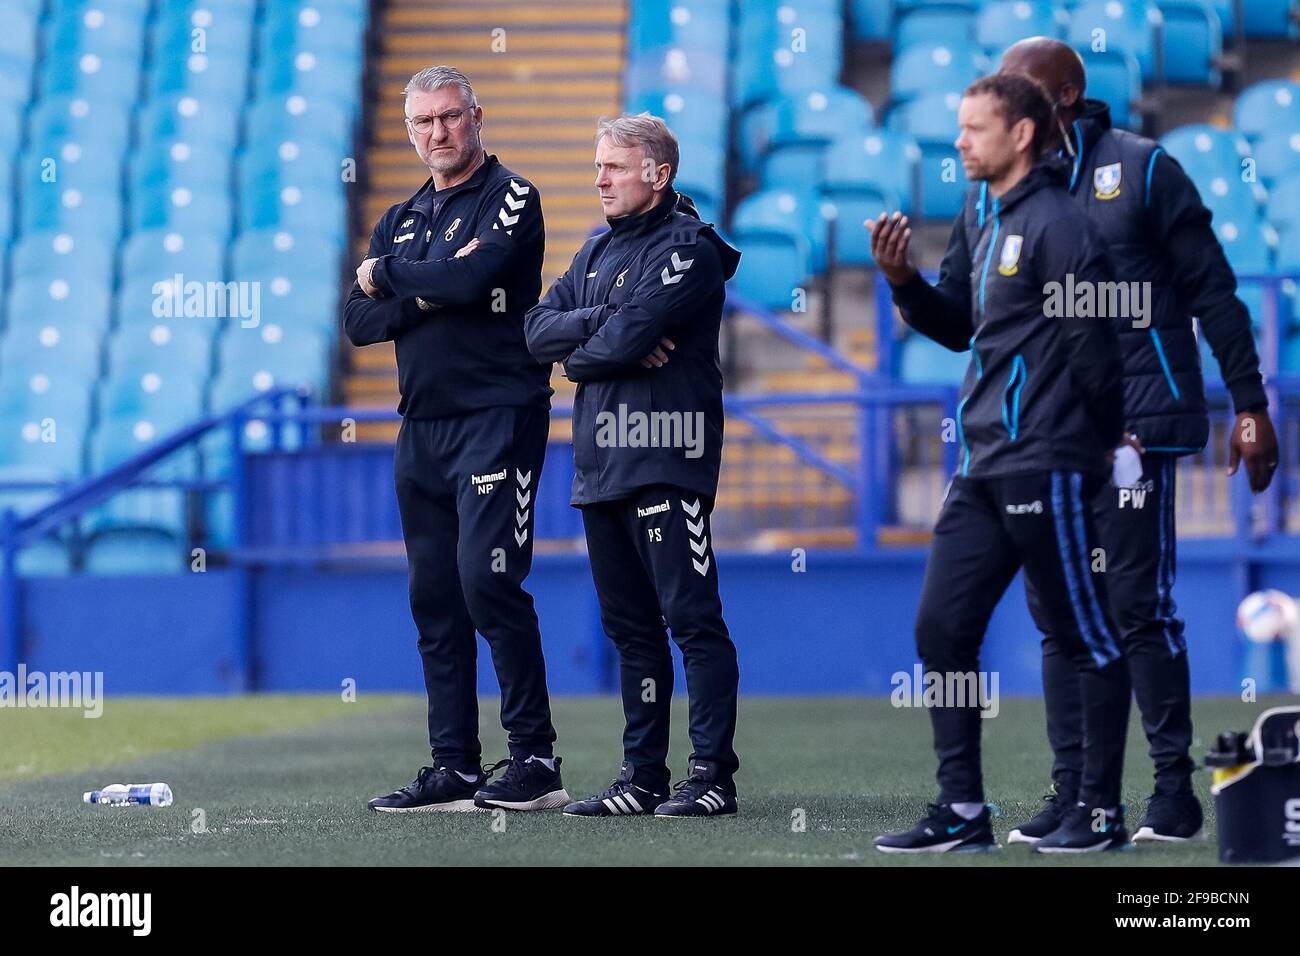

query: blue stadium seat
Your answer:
[7,275,112,334]
[1267,170,1300,232]
[230,229,341,284]
[107,322,214,379]
[824,129,922,215]
[148,50,252,100]
[151,1,256,64]
[137,93,242,151]
[217,324,330,391]
[1161,124,1252,176]
[886,90,966,218]
[114,276,222,334]
[1073,47,1142,129]
[1067,1,1159,82]
[1194,171,1266,227]
[1250,129,1300,189]
[254,49,362,102]
[1235,81,1300,141]
[0,103,23,159]
[245,95,353,152]
[99,369,205,423]
[0,415,89,475]
[1156,0,1222,85]
[895,3,977,51]
[890,43,985,100]
[899,333,970,384]
[130,184,234,240]
[850,0,894,40]
[761,86,875,187]
[977,1,1067,53]
[130,139,234,195]
[1241,0,1295,37]
[39,48,143,104]
[728,230,813,312]
[17,143,124,193]
[821,187,903,267]
[732,187,829,273]
[11,231,115,284]
[121,229,225,287]
[238,136,351,201]
[626,46,728,101]
[29,95,132,157]
[0,324,101,381]
[83,528,187,573]
[0,367,94,422]
[1215,220,1277,321]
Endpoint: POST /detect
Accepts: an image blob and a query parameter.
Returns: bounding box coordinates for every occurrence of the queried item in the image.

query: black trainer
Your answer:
[564,762,668,817]
[1133,791,1204,842]
[367,765,484,813]
[874,803,998,854]
[1007,782,1076,845]
[1035,802,1132,853]
[473,755,571,811]
[654,759,737,818]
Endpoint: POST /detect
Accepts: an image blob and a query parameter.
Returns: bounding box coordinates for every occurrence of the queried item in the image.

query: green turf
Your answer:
[0,694,1285,866]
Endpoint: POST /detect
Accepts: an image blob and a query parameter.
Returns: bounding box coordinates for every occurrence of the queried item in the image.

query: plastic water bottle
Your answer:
[83,783,173,807]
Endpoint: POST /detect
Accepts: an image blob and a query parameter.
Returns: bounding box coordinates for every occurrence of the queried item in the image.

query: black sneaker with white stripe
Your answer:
[473,755,571,811]
[564,763,667,817]
[1133,791,1204,842]
[367,765,484,813]
[653,760,737,818]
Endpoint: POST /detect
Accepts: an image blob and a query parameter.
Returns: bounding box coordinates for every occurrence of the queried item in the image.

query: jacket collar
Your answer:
[606,189,680,235]
[1063,99,1112,192]
[411,151,498,214]
[976,156,1071,224]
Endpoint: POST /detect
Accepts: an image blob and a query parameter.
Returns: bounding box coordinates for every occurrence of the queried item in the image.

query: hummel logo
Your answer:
[660,251,694,285]
[394,232,415,243]
[471,469,506,485]
[636,500,671,518]
[586,271,598,278]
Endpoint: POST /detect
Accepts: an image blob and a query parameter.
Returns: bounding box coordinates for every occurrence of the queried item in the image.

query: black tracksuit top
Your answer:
[524,191,741,506]
[343,153,552,419]
[890,159,1125,479]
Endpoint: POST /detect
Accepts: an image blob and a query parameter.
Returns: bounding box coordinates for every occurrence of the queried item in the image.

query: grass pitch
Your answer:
[0,693,1280,866]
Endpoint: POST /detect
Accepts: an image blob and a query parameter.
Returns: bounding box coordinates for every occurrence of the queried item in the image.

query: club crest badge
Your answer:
[1094,162,1122,200]
[997,234,1023,276]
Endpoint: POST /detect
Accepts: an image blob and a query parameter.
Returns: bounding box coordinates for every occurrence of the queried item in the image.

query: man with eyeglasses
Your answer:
[347,65,570,814]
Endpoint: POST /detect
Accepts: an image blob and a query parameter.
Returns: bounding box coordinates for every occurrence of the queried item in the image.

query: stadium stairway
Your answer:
[344,0,628,439]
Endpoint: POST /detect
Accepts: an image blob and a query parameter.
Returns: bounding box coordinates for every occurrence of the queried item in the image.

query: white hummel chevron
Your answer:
[660,250,695,285]
[686,516,704,537]
[689,536,708,556]
[516,488,531,508]
[680,498,701,517]
[503,193,525,211]
[516,469,532,487]
[514,528,529,547]
[509,180,530,196]
[497,208,519,228]
[692,556,711,576]
[515,509,530,527]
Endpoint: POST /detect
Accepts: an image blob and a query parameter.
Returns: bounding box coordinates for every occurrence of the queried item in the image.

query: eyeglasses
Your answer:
[405,109,470,134]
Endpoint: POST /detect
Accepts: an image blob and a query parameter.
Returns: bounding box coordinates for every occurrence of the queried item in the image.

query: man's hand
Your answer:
[454,238,479,258]
[640,337,675,368]
[866,211,917,286]
[357,257,381,298]
[1228,409,1278,493]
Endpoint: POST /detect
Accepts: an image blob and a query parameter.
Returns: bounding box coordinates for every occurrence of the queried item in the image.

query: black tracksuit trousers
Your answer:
[1029,452,1194,798]
[916,471,1131,808]
[393,404,556,773]
[580,484,740,790]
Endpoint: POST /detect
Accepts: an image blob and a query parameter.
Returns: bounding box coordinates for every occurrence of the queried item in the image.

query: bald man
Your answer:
[999,37,1278,844]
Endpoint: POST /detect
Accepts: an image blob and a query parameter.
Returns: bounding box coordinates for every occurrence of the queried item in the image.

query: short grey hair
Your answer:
[595,113,679,186]
[404,65,478,107]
